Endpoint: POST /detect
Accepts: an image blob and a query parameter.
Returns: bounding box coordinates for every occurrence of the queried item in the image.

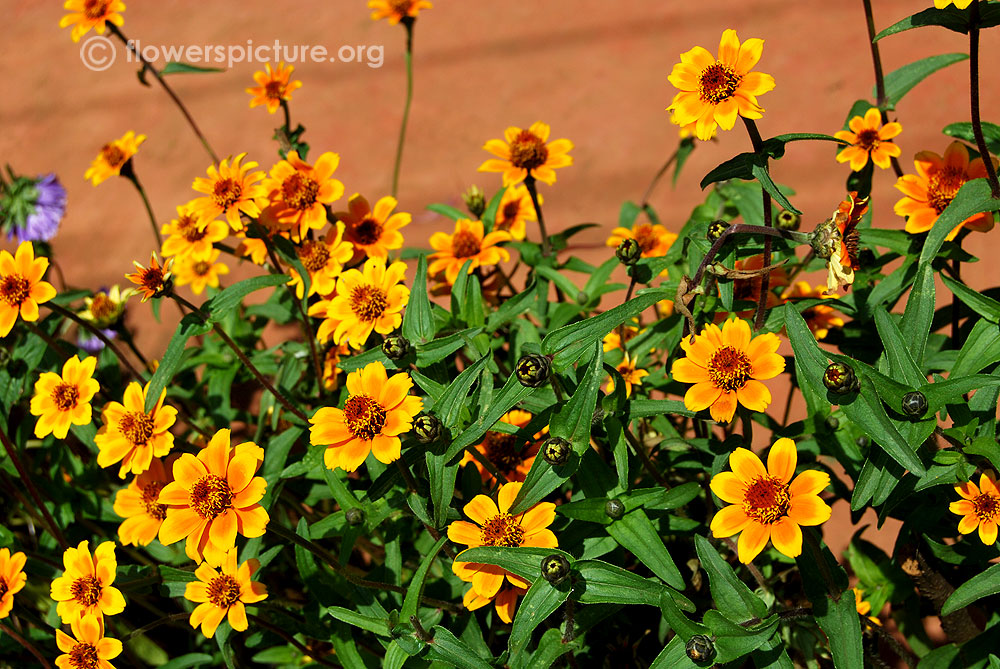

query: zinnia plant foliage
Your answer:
[5,3,1000,669]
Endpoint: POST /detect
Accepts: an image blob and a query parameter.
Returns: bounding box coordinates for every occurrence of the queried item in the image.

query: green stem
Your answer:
[0,621,52,669]
[741,117,773,331]
[0,426,69,549]
[265,245,324,396]
[969,1,1000,199]
[124,612,190,641]
[638,146,681,212]
[622,423,668,487]
[524,175,551,257]
[862,0,904,177]
[391,19,415,198]
[45,302,144,380]
[122,163,162,247]
[281,99,292,134]
[248,614,343,668]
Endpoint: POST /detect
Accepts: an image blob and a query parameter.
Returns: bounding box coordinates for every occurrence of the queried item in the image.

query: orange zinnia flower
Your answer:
[125,253,172,302]
[60,0,125,42]
[603,325,640,352]
[670,318,785,423]
[55,615,123,669]
[158,428,269,566]
[321,341,352,391]
[160,202,229,261]
[606,222,677,259]
[173,249,229,296]
[667,29,775,141]
[263,151,344,239]
[95,381,176,478]
[429,218,511,285]
[0,241,57,337]
[246,62,302,115]
[369,0,432,24]
[50,541,126,623]
[478,122,574,186]
[336,194,410,260]
[605,352,649,398]
[449,481,557,601]
[185,547,267,638]
[0,548,27,619]
[464,582,528,624]
[460,410,542,484]
[710,439,831,563]
[113,456,173,547]
[493,184,537,241]
[309,361,423,472]
[84,132,145,186]
[30,355,100,439]
[949,470,1000,545]
[287,222,354,299]
[190,153,268,231]
[834,107,902,172]
[308,257,409,349]
[781,282,844,341]
[894,141,997,242]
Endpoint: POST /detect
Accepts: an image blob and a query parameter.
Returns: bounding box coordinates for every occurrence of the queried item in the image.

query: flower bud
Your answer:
[823,362,859,394]
[685,635,716,663]
[810,217,840,260]
[901,391,928,417]
[605,499,625,520]
[345,507,365,526]
[540,554,571,585]
[462,185,486,218]
[541,437,571,466]
[707,220,729,242]
[381,334,410,360]
[615,238,641,266]
[413,414,442,444]
[825,416,839,431]
[776,209,801,231]
[516,354,551,388]
[856,435,870,449]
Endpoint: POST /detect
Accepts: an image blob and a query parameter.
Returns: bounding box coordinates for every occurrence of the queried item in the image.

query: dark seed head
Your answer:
[825,416,840,431]
[901,391,928,418]
[685,635,716,663]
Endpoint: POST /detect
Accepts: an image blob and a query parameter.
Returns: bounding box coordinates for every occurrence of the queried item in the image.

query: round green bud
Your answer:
[823,362,859,395]
[576,291,589,305]
[462,185,486,218]
[685,635,716,663]
[616,238,642,266]
[825,416,840,431]
[775,209,801,231]
[707,220,729,242]
[856,435,871,449]
[901,391,928,417]
[413,414,442,444]
[382,334,410,360]
[541,437,571,466]
[345,507,365,526]
[605,499,626,520]
[516,354,551,388]
[540,554,571,585]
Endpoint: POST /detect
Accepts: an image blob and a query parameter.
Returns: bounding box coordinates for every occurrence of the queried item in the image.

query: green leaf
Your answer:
[700,134,844,191]
[796,532,860,669]
[326,606,391,637]
[919,375,1000,417]
[144,313,211,412]
[874,307,925,387]
[481,186,507,228]
[919,179,999,265]
[522,627,580,669]
[944,121,1000,157]
[424,626,494,669]
[607,509,684,589]
[157,654,216,669]
[415,328,483,366]
[694,536,767,620]
[402,254,435,344]
[161,61,224,75]
[486,282,536,331]
[953,318,1000,376]
[435,354,490,431]
[508,577,571,664]
[456,546,573,584]
[673,137,697,186]
[401,535,448,619]
[572,559,693,610]
[202,274,289,322]
[899,263,936,366]
[751,161,799,214]
[704,610,780,664]
[426,203,467,221]
[874,6,973,41]
[876,53,969,106]
[941,272,1000,323]
[444,369,535,460]
[426,450,458,529]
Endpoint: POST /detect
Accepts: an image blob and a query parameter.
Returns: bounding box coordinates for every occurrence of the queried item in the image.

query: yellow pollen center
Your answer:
[0,274,31,307]
[708,345,754,392]
[70,575,103,608]
[83,0,110,20]
[973,493,1000,522]
[52,382,80,411]
[509,130,549,171]
[192,261,211,277]
[632,223,660,254]
[89,294,116,321]
[264,80,285,100]
[349,284,389,322]
[856,129,880,151]
[927,167,967,215]
[213,178,243,211]
[352,217,384,246]
[190,474,234,519]
[451,230,482,259]
[207,574,242,608]
[282,172,320,211]
[298,241,331,272]
[699,63,742,104]
[68,641,100,669]
[480,513,525,547]
[141,481,167,520]
[343,394,387,441]
[101,144,126,168]
[119,411,154,446]
[482,432,522,473]
[742,476,791,525]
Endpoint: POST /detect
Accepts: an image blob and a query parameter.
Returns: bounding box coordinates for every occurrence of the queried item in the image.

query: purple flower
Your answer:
[18,174,67,242]
[77,328,116,354]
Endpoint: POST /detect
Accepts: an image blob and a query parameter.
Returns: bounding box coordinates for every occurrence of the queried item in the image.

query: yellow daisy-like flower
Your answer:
[30,355,100,439]
[322,341,352,391]
[263,151,344,239]
[79,286,131,328]
[95,381,177,478]
[308,257,409,348]
[950,470,1000,545]
[478,122,574,186]
[160,203,229,261]
[894,141,997,242]
[173,249,229,296]
[463,582,527,624]
[781,282,845,341]
[0,241,57,337]
[935,0,974,8]
[112,456,173,547]
[710,439,832,563]
[50,541,126,624]
[670,318,785,423]
[0,548,27,619]
[84,132,145,187]
[667,29,776,142]
[606,222,677,259]
[59,0,125,42]
[190,153,268,232]
[834,108,902,172]
[460,410,543,484]
[336,194,410,260]
[287,222,354,299]
[605,352,649,398]
[369,0,432,24]
[448,481,557,600]
[157,428,269,566]
[429,218,512,285]
[185,547,267,639]
[493,184,537,241]
[55,615,123,669]
[125,253,172,303]
[603,325,640,352]
[854,588,881,626]
[309,361,423,472]
[246,62,302,115]
[671,109,716,141]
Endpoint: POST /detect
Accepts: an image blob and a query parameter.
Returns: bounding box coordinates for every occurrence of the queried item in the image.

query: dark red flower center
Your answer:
[190,474,234,519]
[708,345,753,392]
[343,394,387,441]
[699,63,742,104]
[742,476,791,525]
[509,130,549,171]
[480,513,525,547]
